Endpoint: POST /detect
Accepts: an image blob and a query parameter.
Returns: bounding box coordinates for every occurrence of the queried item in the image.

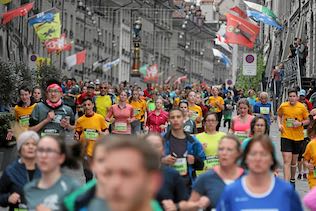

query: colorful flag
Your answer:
[214,34,232,53]
[102,59,120,72]
[243,0,277,20]
[247,10,283,30]
[212,48,232,67]
[44,34,72,53]
[65,50,86,68]
[164,75,174,84]
[144,64,159,83]
[28,12,54,26]
[1,2,34,24]
[93,58,108,70]
[31,12,61,41]
[230,6,248,19]
[139,64,148,76]
[35,57,51,68]
[225,13,260,48]
[0,0,11,5]
[174,75,187,85]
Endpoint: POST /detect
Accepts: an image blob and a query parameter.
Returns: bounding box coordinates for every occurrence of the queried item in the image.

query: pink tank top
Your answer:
[233,115,253,132]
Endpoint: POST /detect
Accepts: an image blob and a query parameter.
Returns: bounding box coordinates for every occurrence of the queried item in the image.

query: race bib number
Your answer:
[235,131,248,142]
[209,107,217,112]
[226,104,233,110]
[260,107,270,115]
[304,129,308,138]
[84,129,99,140]
[19,115,30,127]
[115,122,128,132]
[204,155,219,170]
[173,158,188,176]
[286,118,295,128]
[52,114,63,124]
[133,108,140,116]
[190,111,198,121]
[41,129,59,137]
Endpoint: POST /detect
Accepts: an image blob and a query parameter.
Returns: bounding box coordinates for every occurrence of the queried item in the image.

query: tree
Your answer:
[36,63,62,89]
[235,53,265,92]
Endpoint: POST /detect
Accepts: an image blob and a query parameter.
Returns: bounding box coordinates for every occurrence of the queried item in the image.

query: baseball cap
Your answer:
[299,89,306,96]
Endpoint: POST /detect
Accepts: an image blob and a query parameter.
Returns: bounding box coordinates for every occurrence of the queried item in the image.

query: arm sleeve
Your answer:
[192,121,198,134]
[29,104,40,127]
[105,106,114,122]
[192,174,206,195]
[192,140,206,170]
[0,170,12,207]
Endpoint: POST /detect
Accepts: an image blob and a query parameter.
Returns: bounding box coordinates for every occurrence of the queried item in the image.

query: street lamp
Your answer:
[131,17,142,77]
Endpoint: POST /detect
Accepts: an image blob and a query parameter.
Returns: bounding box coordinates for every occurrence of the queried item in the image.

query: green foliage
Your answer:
[0,60,33,105]
[235,53,265,92]
[0,112,15,145]
[36,64,62,89]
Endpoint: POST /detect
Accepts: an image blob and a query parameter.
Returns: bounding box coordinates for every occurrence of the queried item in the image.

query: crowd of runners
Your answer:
[0,78,316,211]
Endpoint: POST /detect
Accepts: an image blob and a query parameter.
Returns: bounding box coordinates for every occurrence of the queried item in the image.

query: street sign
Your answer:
[242,53,257,76]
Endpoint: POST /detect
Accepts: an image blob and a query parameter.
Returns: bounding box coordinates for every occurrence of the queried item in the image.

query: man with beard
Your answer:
[29,80,75,137]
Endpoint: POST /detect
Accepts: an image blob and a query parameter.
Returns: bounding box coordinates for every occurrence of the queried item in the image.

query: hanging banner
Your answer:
[144,64,159,83]
[28,9,61,42]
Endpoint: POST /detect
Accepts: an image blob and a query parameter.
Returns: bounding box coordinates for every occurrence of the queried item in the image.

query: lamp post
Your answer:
[131,17,142,77]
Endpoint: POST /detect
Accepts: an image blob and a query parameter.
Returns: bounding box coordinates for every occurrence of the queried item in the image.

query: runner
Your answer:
[230,98,254,142]
[208,87,224,131]
[77,82,95,117]
[129,89,147,134]
[187,91,203,131]
[178,100,197,134]
[105,90,134,135]
[144,133,189,206]
[195,92,208,132]
[75,98,108,181]
[297,89,313,180]
[217,135,303,211]
[196,112,226,174]
[0,131,40,211]
[161,108,205,192]
[223,91,234,129]
[29,82,75,137]
[63,78,79,115]
[32,86,42,103]
[241,116,269,150]
[146,97,169,133]
[14,85,37,129]
[163,135,244,210]
[24,136,80,211]
[277,88,309,186]
[94,82,113,118]
[102,136,163,211]
[253,92,274,127]
[303,120,316,189]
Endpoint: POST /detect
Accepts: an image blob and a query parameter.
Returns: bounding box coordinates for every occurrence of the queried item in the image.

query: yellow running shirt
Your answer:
[303,139,316,189]
[188,104,203,128]
[14,104,37,128]
[95,95,112,118]
[208,96,224,113]
[129,99,147,122]
[75,113,107,157]
[277,102,309,141]
[195,131,226,175]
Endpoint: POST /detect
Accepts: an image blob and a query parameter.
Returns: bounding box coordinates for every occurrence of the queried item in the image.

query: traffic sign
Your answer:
[243,53,257,76]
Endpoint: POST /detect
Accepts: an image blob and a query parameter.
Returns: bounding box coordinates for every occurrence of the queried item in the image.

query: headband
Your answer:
[47,83,62,92]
